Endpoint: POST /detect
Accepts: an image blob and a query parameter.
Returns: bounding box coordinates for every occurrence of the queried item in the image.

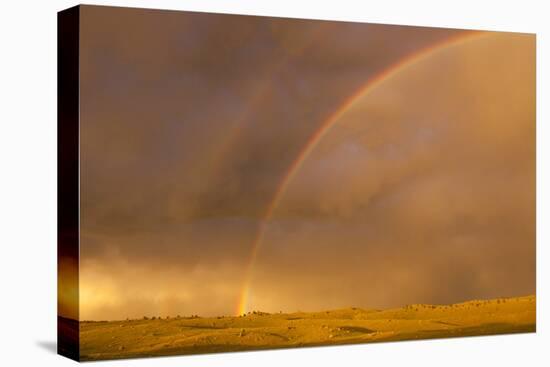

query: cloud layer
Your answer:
[77,6,534,320]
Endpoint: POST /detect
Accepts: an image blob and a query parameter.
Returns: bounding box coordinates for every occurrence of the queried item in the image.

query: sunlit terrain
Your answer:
[79,295,535,361]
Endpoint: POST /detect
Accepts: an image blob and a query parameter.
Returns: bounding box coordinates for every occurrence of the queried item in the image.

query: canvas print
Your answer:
[58,5,536,361]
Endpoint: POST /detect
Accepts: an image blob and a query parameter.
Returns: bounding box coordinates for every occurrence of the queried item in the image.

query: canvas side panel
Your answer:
[57,5,80,362]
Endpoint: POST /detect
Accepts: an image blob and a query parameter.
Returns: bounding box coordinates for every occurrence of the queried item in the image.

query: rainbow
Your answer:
[236,30,490,316]
[203,25,330,180]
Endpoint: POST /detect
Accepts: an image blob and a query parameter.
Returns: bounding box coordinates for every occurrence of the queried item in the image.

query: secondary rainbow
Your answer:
[236,30,489,316]
[203,25,330,181]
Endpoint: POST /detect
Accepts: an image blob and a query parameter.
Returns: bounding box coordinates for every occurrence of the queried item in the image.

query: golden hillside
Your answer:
[79,295,535,361]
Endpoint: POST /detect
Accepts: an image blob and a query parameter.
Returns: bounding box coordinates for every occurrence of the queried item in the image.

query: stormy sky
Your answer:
[76,5,535,320]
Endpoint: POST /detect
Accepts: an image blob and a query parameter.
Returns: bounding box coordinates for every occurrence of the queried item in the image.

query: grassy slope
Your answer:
[80,295,535,361]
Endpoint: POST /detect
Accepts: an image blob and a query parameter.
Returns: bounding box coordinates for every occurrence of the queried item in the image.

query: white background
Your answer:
[0,0,547,365]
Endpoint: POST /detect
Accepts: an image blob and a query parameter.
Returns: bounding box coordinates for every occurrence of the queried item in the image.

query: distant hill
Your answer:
[79,295,535,361]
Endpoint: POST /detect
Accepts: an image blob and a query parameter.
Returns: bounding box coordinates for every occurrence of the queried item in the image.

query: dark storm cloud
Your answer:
[248,33,535,312]
[80,6,466,231]
[77,6,533,320]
